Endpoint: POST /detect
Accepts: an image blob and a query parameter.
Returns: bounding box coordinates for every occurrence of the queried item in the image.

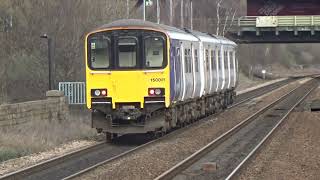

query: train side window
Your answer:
[89,36,111,69]
[118,37,137,68]
[144,37,164,68]
[194,49,199,72]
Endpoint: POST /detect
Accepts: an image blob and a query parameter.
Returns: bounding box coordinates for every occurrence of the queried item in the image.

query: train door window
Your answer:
[211,50,215,70]
[224,51,228,70]
[89,35,111,69]
[144,37,164,68]
[215,49,219,72]
[219,50,224,72]
[184,49,188,73]
[188,49,192,73]
[118,37,137,68]
[230,51,234,70]
[205,49,209,71]
[194,49,199,72]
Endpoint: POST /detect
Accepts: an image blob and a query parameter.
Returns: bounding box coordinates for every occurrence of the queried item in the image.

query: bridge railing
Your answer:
[237,16,257,27]
[237,15,320,28]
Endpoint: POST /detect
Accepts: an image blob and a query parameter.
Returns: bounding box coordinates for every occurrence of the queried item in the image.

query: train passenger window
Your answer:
[144,37,164,68]
[89,36,111,69]
[194,49,199,72]
[118,37,137,68]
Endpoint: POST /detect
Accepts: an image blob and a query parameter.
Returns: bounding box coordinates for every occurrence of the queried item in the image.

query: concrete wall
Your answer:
[0,90,69,127]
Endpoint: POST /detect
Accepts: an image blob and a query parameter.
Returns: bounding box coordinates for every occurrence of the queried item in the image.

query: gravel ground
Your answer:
[236,85,320,180]
[236,73,268,92]
[77,79,310,180]
[237,78,287,95]
[0,140,98,176]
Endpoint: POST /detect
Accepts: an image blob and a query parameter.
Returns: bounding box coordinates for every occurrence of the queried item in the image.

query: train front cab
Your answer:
[85,28,171,134]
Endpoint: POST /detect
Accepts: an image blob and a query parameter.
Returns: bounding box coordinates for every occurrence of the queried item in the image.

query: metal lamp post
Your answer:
[40,34,53,90]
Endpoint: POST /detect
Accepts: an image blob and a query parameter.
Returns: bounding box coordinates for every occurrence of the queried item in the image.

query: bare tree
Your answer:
[216,0,223,35]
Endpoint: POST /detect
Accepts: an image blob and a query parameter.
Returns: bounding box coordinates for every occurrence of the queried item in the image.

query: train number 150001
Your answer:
[151,78,166,83]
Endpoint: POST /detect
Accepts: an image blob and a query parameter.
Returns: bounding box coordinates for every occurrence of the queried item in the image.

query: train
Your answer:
[85,19,238,141]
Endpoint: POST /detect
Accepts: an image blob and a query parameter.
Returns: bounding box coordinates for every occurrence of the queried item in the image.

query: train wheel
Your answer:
[162,120,171,134]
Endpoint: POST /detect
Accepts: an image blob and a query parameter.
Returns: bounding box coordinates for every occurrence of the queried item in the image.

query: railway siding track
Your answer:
[0,78,298,180]
[156,78,318,180]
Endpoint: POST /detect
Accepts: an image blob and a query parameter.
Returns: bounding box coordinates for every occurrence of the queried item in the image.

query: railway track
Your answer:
[0,78,297,180]
[155,78,318,180]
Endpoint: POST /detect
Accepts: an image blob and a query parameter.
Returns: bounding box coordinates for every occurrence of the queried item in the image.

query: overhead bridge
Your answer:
[227,16,320,43]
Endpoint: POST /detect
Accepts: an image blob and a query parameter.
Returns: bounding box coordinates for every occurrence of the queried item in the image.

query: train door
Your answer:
[181,43,186,101]
[233,50,238,87]
[193,46,201,98]
[191,44,196,98]
[211,48,218,93]
[204,47,210,94]
[184,46,194,99]
[172,42,183,101]
[215,47,220,92]
[230,49,236,88]
[199,42,205,97]
[220,46,226,90]
[227,48,231,89]
[208,46,213,94]
[223,49,229,90]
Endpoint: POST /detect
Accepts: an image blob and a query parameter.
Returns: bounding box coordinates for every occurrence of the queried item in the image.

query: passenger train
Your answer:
[85,19,238,141]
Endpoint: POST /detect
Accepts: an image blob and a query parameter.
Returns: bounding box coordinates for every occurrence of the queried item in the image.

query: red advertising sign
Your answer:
[247,0,320,16]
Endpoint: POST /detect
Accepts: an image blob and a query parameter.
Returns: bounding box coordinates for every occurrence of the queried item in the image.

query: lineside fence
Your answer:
[59,82,86,105]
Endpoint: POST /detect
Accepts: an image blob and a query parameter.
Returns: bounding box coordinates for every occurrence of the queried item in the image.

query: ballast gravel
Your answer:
[236,85,320,180]
[0,140,97,176]
[78,79,309,180]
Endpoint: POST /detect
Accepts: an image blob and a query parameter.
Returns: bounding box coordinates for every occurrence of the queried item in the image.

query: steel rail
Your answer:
[225,82,317,180]
[0,78,294,180]
[230,78,293,108]
[154,78,315,180]
[0,142,106,180]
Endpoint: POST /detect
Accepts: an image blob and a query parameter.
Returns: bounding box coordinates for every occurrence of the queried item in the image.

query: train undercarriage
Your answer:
[92,89,236,142]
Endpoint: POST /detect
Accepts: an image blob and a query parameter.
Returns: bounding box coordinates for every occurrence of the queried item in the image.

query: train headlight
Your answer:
[92,89,108,97]
[101,90,107,96]
[148,88,164,96]
[149,89,155,96]
[94,90,101,96]
[155,89,161,95]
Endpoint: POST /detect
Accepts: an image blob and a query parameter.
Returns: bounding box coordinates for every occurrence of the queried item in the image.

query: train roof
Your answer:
[95,19,236,46]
